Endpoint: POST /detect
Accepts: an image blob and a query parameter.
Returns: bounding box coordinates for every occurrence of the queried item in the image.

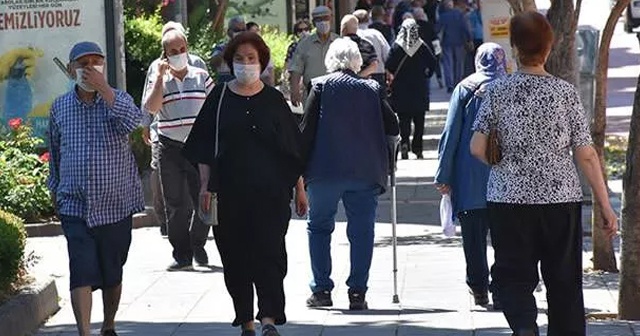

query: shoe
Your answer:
[469,289,489,306]
[194,248,208,266]
[160,225,167,237]
[492,294,502,311]
[415,152,424,160]
[512,330,537,336]
[400,144,409,160]
[102,330,118,336]
[166,261,193,272]
[348,291,369,311]
[241,330,256,336]
[306,290,333,307]
[261,324,280,336]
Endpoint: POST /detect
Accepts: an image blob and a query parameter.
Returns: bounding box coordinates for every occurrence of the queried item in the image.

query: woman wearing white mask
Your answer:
[183,32,307,336]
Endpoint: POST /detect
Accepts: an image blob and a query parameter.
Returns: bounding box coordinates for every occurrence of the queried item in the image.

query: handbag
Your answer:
[486,104,502,165]
[198,83,227,226]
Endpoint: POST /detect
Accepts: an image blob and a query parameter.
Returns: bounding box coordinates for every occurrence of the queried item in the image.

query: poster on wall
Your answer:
[0,0,107,137]
[480,0,516,73]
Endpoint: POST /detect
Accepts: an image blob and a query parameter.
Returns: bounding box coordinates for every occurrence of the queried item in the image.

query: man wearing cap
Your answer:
[143,27,214,271]
[47,42,144,336]
[288,5,338,107]
[141,21,208,240]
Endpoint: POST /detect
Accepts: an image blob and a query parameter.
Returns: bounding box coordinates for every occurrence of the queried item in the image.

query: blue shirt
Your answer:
[468,9,483,41]
[47,88,145,228]
[439,9,471,47]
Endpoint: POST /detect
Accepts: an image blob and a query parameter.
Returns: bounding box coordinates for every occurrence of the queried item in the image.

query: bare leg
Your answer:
[70,286,93,336]
[242,321,256,331]
[101,284,122,333]
[261,317,275,326]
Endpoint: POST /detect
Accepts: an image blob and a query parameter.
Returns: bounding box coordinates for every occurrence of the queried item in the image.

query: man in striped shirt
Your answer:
[47,41,144,336]
[143,28,214,271]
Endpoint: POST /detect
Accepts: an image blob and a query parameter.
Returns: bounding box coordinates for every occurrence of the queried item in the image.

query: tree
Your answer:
[591,0,630,272]
[619,66,640,320]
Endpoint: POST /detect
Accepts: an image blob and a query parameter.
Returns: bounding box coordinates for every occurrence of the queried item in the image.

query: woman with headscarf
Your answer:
[386,18,437,159]
[434,42,507,309]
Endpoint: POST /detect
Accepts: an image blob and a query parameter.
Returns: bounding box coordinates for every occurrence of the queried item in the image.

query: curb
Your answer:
[25,207,158,237]
[0,279,59,336]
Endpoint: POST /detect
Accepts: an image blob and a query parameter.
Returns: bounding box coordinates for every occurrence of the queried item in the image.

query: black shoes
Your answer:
[348,291,368,311]
[194,247,209,266]
[166,260,193,272]
[241,330,256,336]
[470,289,489,306]
[306,290,333,307]
[102,330,118,336]
[261,324,280,336]
[400,144,409,160]
[492,294,502,311]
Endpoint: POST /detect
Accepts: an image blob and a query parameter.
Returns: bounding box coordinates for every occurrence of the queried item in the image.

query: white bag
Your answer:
[440,194,456,237]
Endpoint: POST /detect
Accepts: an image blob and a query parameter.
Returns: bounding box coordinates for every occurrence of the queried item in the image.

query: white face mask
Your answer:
[315,21,331,34]
[168,52,188,71]
[75,65,104,93]
[233,63,261,85]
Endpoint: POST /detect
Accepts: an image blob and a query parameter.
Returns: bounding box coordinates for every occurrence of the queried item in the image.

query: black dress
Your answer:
[183,84,303,327]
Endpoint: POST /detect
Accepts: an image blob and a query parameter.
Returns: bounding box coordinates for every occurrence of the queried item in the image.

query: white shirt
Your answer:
[357,28,391,75]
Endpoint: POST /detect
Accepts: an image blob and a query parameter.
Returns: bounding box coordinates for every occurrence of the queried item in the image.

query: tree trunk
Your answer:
[591,0,629,272]
[210,0,228,33]
[546,0,578,85]
[618,72,640,320]
[506,0,537,13]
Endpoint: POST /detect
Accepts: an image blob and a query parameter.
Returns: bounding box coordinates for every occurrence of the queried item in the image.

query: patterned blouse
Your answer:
[472,73,593,204]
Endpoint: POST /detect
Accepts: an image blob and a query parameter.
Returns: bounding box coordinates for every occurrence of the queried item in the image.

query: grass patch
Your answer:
[605,135,628,180]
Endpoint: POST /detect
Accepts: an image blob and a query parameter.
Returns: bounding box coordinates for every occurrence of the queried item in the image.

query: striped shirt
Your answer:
[47,89,145,228]
[143,66,214,143]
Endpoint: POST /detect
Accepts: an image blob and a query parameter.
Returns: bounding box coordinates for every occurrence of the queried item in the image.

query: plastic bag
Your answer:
[440,194,456,237]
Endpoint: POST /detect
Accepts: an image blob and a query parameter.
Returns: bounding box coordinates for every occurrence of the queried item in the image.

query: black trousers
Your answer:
[398,111,425,154]
[488,202,585,336]
[158,136,210,263]
[214,188,291,327]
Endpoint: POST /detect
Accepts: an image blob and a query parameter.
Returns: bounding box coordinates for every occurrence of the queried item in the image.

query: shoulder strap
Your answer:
[394,54,409,78]
[214,82,227,158]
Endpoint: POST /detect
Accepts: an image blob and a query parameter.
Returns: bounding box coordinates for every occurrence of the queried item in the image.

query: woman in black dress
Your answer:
[386,18,437,160]
[183,32,307,336]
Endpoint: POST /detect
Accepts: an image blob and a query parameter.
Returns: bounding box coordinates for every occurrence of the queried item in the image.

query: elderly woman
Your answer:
[183,32,306,336]
[301,38,399,311]
[386,18,437,160]
[470,12,617,336]
[435,42,507,309]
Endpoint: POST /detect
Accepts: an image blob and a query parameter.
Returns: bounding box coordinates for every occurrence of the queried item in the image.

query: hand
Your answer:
[435,184,450,195]
[82,65,109,93]
[295,188,308,217]
[199,189,212,213]
[157,59,170,77]
[291,89,302,107]
[142,127,151,146]
[601,205,619,239]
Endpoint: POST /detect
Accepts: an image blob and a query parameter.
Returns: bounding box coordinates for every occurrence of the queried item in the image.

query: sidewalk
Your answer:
[30,143,637,336]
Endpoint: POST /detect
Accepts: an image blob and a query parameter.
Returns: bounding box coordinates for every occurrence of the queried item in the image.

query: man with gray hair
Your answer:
[143,26,214,271]
[210,16,246,84]
[141,21,208,239]
[300,37,399,311]
[353,9,391,92]
[341,14,378,78]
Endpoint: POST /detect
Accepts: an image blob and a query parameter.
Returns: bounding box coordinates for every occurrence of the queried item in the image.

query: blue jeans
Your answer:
[442,45,466,89]
[458,209,490,293]
[306,179,380,294]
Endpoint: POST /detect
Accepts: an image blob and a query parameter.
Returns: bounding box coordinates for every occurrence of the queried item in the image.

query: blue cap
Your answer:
[69,41,104,62]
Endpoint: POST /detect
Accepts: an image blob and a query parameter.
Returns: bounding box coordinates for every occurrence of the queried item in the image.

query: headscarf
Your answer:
[394,18,424,57]
[460,42,507,91]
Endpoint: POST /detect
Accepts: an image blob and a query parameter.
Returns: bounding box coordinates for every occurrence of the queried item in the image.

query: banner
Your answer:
[0,0,107,137]
[480,0,516,73]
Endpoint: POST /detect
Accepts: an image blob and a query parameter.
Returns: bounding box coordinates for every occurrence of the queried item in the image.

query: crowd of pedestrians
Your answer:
[44,3,619,336]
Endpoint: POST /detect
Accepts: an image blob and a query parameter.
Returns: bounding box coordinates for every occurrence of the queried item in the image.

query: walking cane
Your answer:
[388,136,401,304]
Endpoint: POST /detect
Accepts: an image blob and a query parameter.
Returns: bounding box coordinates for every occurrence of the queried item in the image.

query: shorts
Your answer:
[60,215,133,291]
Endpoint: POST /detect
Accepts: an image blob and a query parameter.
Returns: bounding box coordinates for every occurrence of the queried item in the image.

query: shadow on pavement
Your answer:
[374,233,462,248]
[307,307,455,315]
